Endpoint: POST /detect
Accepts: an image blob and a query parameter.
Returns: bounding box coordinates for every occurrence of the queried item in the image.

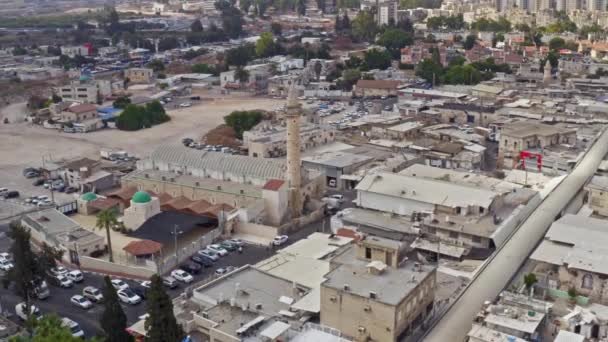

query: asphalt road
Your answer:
[423,128,608,342]
[0,223,277,339]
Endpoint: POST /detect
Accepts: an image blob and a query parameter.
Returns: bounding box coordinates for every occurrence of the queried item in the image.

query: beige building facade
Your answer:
[586,176,608,217]
[125,68,155,84]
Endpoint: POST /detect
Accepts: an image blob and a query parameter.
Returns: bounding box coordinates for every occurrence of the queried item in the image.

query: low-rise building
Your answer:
[60,103,98,122]
[531,214,608,305]
[125,68,155,84]
[243,122,336,158]
[586,175,608,217]
[53,77,113,104]
[321,244,436,342]
[354,80,401,98]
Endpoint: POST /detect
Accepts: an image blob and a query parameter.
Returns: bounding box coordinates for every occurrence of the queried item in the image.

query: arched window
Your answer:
[582,274,594,289]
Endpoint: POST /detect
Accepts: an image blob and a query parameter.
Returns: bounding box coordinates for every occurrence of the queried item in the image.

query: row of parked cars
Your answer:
[15,303,85,338]
[0,188,19,199]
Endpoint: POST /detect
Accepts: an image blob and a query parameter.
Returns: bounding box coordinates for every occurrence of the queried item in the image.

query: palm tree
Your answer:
[96,209,118,263]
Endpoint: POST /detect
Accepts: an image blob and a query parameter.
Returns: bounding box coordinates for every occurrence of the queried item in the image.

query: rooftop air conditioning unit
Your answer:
[343,284,350,291]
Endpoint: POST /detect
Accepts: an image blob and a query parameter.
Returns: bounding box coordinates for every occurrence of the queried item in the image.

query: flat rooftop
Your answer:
[338,207,418,236]
[501,121,576,138]
[302,151,373,169]
[323,246,435,306]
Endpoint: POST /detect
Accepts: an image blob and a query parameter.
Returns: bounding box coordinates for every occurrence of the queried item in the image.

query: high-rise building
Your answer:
[377,0,398,25]
[588,0,606,11]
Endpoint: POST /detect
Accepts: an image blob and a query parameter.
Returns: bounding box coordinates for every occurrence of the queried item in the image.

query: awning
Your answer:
[291,287,320,313]
[411,238,467,258]
[340,174,363,181]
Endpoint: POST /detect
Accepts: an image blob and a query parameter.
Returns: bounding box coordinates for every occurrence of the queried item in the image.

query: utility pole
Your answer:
[171,224,183,266]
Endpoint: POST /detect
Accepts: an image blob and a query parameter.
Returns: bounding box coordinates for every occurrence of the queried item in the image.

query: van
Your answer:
[61,317,84,338]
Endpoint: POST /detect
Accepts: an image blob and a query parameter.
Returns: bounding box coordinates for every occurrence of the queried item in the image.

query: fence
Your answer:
[158,228,222,274]
[79,255,157,279]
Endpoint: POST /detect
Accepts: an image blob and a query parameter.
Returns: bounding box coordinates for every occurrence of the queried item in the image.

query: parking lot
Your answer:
[0,223,275,338]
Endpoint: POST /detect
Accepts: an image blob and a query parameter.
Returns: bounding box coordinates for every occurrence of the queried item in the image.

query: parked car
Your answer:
[228,239,245,247]
[180,263,202,274]
[111,279,129,291]
[219,241,238,252]
[34,280,50,300]
[179,102,191,108]
[32,179,45,186]
[215,268,227,276]
[162,276,179,289]
[273,235,289,246]
[50,266,68,276]
[225,266,237,273]
[0,259,14,271]
[15,303,41,321]
[171,269,194,283]
[55,274,73,288]
[61,317,84,338]
[70,295,93,309]
[25,171,39,178]
[64,186,78,194]
[207,244,228,256]
[22,167,37,176]
[330,194,344,202]
[117,289,141,305]
[139,280,151,288]
[66,270,84,283]
[197,249,219,261]
[0,252,12,262]
[3,191,19,199]
[131,286,148,300]
[190,254,214,267]
[83,286,103,302]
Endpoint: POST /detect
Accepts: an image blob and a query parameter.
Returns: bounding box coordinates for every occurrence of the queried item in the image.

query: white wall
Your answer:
[356,191,434,216]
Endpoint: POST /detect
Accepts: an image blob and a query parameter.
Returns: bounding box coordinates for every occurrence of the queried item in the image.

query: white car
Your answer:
[228,239,245,247]
[61,317,84,338]
[83,286,103,302]
[66,270,84,283]
[15,303,41,321]
[273,235,289,246]
[0,252,12,262]
[207,244,228,256]
[139,280,151,288]
[117,289,141,305]
[70,295,93,309]
[215,267,227,276]
[111,279,129,291]
[197,249,219,261]
[179,102,191,108]
[0,259,13,271]
[171,269,193,283]
[50,266,68,276]
[56,274,73,288]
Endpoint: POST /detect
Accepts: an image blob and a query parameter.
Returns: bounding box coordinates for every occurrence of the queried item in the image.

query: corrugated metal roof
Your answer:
[150,145,286,180]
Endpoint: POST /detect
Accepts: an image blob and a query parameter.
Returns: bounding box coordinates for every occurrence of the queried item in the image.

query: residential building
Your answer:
[54,77,113,104]
[243,122,337,158]
[531,214,608,305]
[354,80,401,98]
[321,244,436,342]
[467,291,551,341]
[60,45,90,58]
[220,64,271,93]
[378,0,399,25]
[21,209,105,265]
[125,68,155,84]
[498,121,577,169]
[60,103,98,122]
[586,175,608,216]
[58,157,114,192]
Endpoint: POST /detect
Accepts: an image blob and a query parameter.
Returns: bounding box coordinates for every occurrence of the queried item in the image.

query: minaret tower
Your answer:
[543,59,552,86]
[286,82,302,218]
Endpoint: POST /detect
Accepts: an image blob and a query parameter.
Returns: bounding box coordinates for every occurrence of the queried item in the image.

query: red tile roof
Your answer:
[89,197,120,210]
[123,239,162,256]
[262,179,285,191]
[66,103,97,114]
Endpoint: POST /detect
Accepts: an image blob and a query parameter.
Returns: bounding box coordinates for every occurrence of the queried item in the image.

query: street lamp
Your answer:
[170,224,183,265]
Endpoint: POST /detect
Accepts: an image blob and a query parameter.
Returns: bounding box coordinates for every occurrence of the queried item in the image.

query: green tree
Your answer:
[314,60,323,80]
[549,37,566,50]
[448,56,466,67]
[337,68,361,90]
[112,96,131,109]
[352,10,377,42]
[363,48,392,70]
[145,275,184,342]
[224,110,264,138]
[271,22,282,36]
[192,63,218,75]
[95,209,118,262]
[523,273,537,290]
[296,0,306,16]
[10,315,90,342]
[226,43,255,66]
[101,276,133,342]
[540,50,559,70]
[146,59,165,72]
[13,46,27,55]
[234,66,250,88]
[416,58,443,85]
[255,32,276,57]
[240,0,253,12]
[217,2,245,38]
[190,19,204,32]
[463,34,477,50]
[377,28,413,59]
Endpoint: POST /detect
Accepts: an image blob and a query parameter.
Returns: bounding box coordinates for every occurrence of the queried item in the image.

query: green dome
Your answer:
[132,191,152,204]
[80,192,97,201]
[79,74,90,82]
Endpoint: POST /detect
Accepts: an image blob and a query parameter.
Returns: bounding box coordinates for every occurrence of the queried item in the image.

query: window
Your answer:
[365,247,372,259]
[449,232,458,239]
[582,274,593,290]
[455,207,461,214]
[479,207,485,214]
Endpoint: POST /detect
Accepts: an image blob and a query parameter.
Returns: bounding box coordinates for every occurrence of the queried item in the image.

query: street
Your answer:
[0,223,278,339]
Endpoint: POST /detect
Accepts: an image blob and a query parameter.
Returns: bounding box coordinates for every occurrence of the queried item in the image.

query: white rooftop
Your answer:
[554,330,585,342]
[531,214,608,275]
[466,324,527,342]
[356,172,498,209]
[387,121,424,133]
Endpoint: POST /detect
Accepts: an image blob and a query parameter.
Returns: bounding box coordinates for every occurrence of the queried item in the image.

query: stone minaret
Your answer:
[285,82,302,218]
[543,60,552,86]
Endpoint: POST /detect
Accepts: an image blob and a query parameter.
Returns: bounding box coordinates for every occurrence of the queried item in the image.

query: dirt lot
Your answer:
[0,97,283,208]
